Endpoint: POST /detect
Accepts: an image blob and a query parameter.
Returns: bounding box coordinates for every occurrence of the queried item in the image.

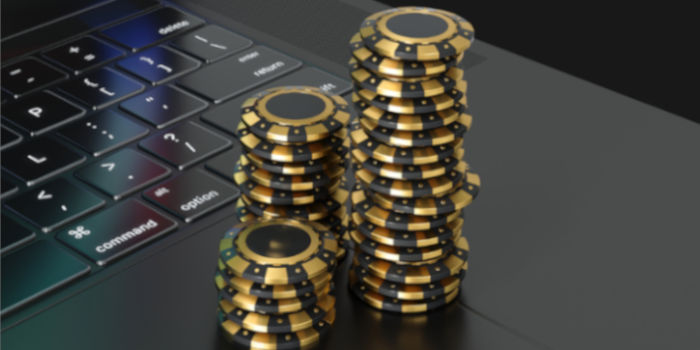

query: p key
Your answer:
[2,91,85,137]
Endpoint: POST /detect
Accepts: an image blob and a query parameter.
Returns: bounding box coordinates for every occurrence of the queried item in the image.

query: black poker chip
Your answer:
[219,219,338,285]
[348,32,463,77]
[359,112,470,147]
[234,163,338,205]
[240,154,344,191]
[350,57,462,98]
[241,86,351,143]
[349,229,454,263]
[351,148,463,180]
[354,235,469,285]
[352,212,462,248]
[350,121,462,165]
[354,81,465,114]
[353,161,466,198]
[358,7,475,61]
[243,152,345,176]
[237,122,344,163]
[353,264,465,301]
[241,187,349,221]
[351,185,461,231]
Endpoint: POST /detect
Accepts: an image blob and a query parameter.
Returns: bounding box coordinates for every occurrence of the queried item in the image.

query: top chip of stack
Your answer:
[347,7,480,314]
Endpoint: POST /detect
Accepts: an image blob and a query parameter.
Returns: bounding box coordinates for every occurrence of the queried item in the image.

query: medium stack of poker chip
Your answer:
[216,219,338,349]
[233,86,352,260]
[347,7,481,313]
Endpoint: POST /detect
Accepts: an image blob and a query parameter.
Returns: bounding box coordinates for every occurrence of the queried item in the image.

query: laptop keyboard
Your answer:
[0,5,350,317]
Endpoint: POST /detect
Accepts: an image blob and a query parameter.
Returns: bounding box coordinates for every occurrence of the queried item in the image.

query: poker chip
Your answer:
[370,173,480,215]
[353,264,464,300]
[219,219,338,285]
[354,235,469,284]
[350,122,462,165]
[350,229,454,262]
[351,187,461,231]
[352,212,463,248]
[234,165,339,205]
[351,148,463,180]
[241,86,351,143]
[239,155,344,191]
[221,262,332,300]
[243,152,345,176]
[349,277,459,313]
[348,32,463,77]
[353,161,466,198]
[358,7,475,61]
[218,293,335,333]
[218,307,335,350]
[350,58,463,98]
[237,122,344,162]
[354,99,469,132]
[241,187,348,221]
[354,81,465,114]
[359,112,470,147]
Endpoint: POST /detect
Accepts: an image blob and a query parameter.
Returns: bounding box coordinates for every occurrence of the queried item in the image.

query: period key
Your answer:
[56,200,177,266]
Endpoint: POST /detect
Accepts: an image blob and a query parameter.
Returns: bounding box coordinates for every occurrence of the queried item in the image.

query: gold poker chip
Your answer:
[243,152,345,176]
[353,263,464,301]
[359,7,475,61]
[241,86,351,143]
[354,79,466,114]
[350,122,462,165]
[370,172,480,216]
[352,212,462,248]
[351,186,461,231]
[348,32,463,77]
[241,187,349,221]
[354,235,469,284]
[218,292,335,333]
[352,92,467,131]
[234,164,339,205]
[237,122,344,163]
[219,219,338,285]
[351,148,463,180]
[218,307,335,349]
[240,154,344,191]
[349,275,459,313]
[350,57,462,98]
[349,229,454,263]
[353,161,466,198]
[359,112,471,147]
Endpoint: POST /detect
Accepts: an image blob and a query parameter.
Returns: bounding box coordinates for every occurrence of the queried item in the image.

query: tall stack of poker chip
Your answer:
[347,7,481,313]
[233,86,352,260]
[216,219,338,349]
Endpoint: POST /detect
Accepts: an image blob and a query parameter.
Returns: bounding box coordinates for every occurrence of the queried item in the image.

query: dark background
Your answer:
[382,1,699,124]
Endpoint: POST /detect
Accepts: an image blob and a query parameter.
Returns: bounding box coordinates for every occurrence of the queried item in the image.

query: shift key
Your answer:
[177,46,301,103]
[56,200,177,266]
[143,169,239,222]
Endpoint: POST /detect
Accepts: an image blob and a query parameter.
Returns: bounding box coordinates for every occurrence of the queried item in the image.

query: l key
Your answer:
[1,137,85,186]
[4,178,105,233]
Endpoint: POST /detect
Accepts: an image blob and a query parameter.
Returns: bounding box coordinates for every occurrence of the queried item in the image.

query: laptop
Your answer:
[2,1,699,349]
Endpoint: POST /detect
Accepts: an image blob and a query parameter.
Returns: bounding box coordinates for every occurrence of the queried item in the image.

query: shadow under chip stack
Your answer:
[233,86,352,260]
[347,7,481,313]
[216,219,338,349]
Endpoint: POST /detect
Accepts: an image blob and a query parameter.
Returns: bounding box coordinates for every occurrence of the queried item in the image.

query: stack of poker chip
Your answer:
[233,86,352,260]
[346,7,481,313]
[216,219,338,349]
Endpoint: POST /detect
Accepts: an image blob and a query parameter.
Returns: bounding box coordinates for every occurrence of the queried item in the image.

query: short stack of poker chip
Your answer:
[233,86,352,260]
[216,219,338,349]
[346,7,481,313]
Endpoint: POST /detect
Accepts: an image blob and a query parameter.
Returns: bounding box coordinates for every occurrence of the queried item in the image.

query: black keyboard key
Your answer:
[205,148,238,182]
[116,46,200,85]
[4,178,105,233]
[1,176,19,199]
[120,85,207,128]
[1,58,67,99]
[177,46,301,103]
[56,200,177,266]
[56,68,144,110]
[1,126,22,150]
[43,36,125,75]
[1,240,90,315]
[143,169,239,222]
[1,214,35,254]
[100,7,204,52]
[170,25,252,63]
[75,149,170,200]
[273,66,352,96]
[2,91,85,137]
[139,122,231,170]
[56,110,149,157]
[1,137,85,186]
